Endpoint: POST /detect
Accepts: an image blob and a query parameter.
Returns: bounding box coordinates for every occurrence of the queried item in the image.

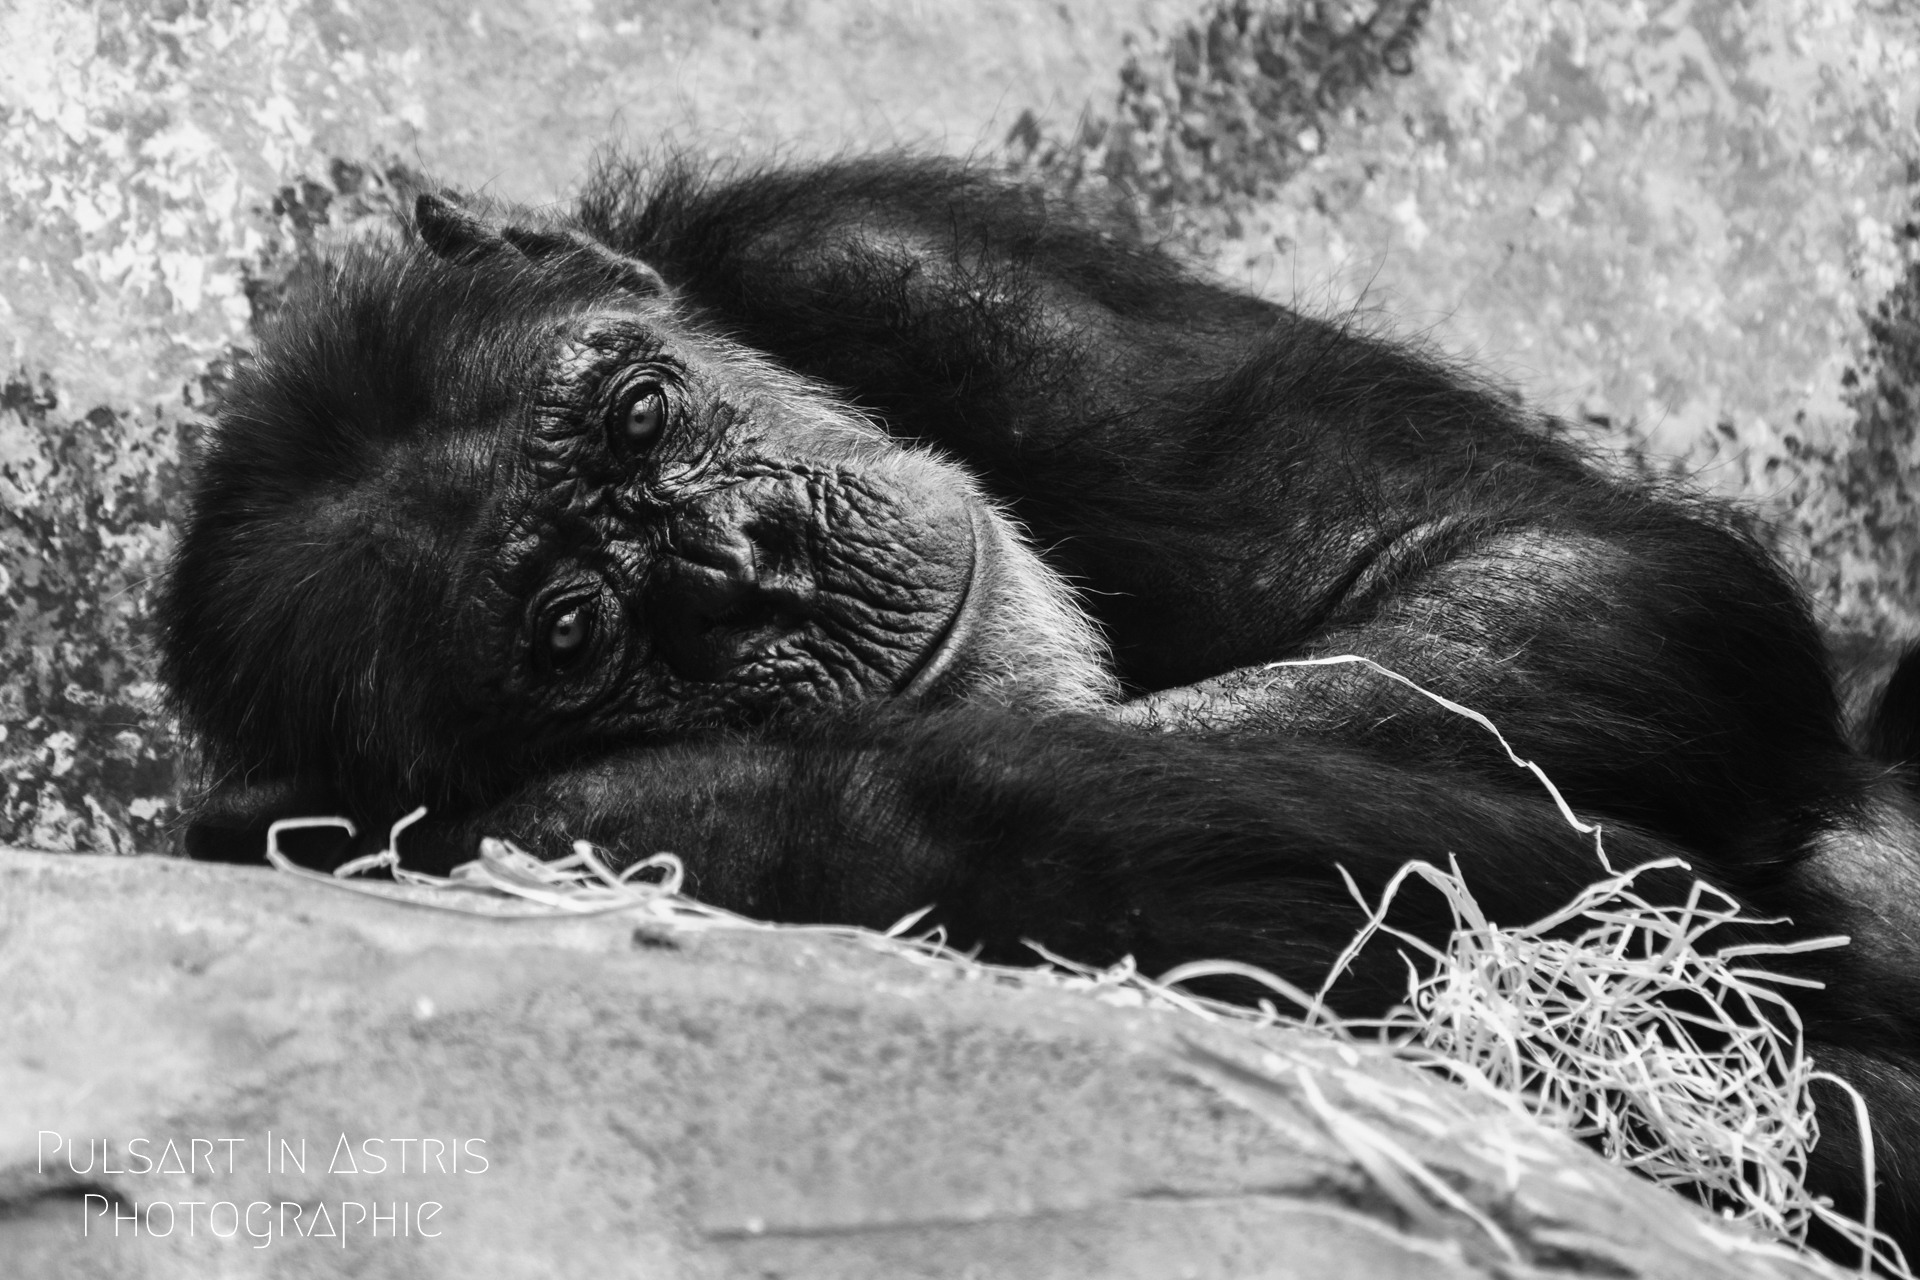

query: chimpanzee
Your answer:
[159,155,1920,1257]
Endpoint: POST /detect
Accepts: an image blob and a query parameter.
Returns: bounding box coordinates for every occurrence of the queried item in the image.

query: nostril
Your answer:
[646,552,815,682]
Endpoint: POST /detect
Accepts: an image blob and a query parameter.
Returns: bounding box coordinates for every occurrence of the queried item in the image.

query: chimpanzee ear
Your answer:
[414,191,506,265]
[499,224,668,298]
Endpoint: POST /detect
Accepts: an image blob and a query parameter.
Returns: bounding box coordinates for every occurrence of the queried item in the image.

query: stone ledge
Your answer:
[0,849,1837,1278]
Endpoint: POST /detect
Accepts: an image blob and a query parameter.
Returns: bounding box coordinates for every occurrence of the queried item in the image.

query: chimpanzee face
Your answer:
[438,300,989,747]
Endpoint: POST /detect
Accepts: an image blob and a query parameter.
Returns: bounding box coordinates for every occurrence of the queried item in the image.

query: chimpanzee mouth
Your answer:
[894,502,986,702]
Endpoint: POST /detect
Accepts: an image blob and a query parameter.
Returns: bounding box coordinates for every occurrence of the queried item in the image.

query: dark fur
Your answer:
[161,155,1920,1262]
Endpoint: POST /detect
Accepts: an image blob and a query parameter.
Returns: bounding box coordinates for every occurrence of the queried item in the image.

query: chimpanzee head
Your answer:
[159,193,1114,808]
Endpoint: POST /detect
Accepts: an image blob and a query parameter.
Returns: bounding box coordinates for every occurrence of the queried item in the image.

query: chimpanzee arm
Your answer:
[590,160,1856,867]
[419,707,1731,1011]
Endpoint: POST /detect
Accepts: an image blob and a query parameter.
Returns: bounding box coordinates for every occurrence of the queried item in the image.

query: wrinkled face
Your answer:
[445,302,997,748]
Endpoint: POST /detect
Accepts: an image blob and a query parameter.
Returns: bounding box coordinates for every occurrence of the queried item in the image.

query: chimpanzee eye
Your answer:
[543,600,596,673]
[612,382,667,453]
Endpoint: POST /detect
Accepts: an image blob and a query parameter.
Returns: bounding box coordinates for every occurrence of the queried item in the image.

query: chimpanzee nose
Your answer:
[647,494,816,682]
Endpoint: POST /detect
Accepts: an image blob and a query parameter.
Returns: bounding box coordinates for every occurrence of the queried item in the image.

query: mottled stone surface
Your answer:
[5,0,1918,852]
[0,849,1844,1278]
[5,0,1918,853]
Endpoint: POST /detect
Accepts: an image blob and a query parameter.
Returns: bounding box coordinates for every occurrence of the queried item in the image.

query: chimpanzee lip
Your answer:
[894,502,986,702]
